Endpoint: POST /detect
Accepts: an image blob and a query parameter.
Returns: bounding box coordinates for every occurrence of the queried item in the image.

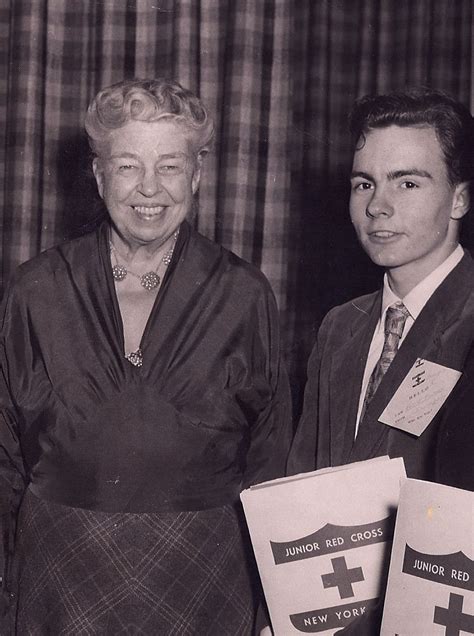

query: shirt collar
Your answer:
[381,244,464,321]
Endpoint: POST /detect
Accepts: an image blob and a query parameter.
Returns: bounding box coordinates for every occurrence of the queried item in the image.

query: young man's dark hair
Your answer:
[349,88,474,186]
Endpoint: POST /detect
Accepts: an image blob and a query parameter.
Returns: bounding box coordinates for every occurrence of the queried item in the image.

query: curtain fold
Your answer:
[1,0,472,395]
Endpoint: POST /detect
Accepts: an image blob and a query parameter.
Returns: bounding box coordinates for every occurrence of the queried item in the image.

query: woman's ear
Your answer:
[191,151,206,195]
[92,158,105,199]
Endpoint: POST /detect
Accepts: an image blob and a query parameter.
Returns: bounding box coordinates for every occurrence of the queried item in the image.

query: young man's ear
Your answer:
[451,182,470,220]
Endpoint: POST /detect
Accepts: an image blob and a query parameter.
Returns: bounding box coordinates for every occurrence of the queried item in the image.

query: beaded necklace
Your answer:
[109,230,178,292]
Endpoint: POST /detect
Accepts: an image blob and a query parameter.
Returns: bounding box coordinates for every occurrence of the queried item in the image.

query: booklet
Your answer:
[241,456,406,635]
[381,478,473,635]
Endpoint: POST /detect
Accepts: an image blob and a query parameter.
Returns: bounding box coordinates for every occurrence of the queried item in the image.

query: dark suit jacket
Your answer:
[287,252,474,635]
[288,251,474,486]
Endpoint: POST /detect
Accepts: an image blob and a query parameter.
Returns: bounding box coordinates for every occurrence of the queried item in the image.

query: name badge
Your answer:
[379,358,461,436]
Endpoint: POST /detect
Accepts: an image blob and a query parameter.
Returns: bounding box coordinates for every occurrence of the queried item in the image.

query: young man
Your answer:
[288,89,473,488]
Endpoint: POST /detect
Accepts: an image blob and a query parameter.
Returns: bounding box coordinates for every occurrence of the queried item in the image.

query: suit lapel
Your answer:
[329,293,381,466]
[348,253,474,462]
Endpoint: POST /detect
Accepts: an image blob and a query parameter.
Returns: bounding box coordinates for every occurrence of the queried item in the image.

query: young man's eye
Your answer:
[401,181,418,189]
[352,181,372,191]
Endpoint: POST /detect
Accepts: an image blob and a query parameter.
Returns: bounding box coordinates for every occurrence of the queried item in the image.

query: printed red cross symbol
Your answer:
[434,593,474,636]
[321,556,364,599]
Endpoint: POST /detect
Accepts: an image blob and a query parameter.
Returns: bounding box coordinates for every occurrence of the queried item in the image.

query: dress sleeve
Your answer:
[241,285,293,489]
[0,285,27,613]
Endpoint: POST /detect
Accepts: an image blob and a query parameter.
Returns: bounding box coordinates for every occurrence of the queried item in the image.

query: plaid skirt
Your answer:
[7,489,258,635]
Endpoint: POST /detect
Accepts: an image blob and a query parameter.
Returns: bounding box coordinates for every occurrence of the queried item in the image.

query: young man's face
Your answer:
[349,125,468,292]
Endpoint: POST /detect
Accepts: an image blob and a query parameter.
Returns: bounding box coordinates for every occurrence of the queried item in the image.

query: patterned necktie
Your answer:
[360,301,410,421]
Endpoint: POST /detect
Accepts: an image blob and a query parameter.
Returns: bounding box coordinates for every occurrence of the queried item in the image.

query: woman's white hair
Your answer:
[85,78,215,157]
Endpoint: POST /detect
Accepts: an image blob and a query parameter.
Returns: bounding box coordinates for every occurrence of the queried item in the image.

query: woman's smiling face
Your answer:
[93,119,201,249]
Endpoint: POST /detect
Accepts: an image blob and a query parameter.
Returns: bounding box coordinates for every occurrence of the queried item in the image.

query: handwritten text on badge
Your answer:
[379,358,461,436]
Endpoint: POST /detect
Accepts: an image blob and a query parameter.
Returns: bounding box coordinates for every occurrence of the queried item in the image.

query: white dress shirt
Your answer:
[354,244,464,437]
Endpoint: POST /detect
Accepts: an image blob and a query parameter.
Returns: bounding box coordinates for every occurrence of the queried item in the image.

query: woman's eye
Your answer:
[157,164,181,175]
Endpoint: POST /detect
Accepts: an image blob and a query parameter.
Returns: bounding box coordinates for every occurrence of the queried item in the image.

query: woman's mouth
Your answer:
[132,205,166,220]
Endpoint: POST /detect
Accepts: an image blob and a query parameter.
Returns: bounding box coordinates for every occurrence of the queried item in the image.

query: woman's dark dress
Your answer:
[0,221,291,634]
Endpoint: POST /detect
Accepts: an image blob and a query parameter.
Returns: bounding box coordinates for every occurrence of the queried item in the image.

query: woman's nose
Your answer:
[366,189,393,218]
[138,170,163,197]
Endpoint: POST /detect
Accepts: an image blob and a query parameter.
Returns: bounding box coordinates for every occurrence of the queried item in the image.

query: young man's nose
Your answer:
[365,189,393,218]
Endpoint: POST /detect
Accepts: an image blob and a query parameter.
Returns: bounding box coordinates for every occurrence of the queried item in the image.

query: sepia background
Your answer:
[1,0,472,409]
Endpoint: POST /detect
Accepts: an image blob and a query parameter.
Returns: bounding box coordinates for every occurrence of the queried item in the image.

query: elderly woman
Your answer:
[0,79,291,634]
